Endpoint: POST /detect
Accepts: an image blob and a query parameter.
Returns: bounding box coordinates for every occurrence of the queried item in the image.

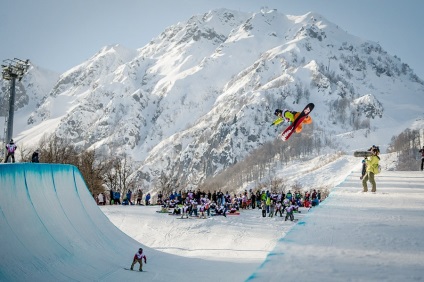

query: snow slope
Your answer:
[1,157,424,281]
[248,170,424,281]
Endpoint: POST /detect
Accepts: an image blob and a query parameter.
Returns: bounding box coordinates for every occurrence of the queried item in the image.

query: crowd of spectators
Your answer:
[96,188,324,220]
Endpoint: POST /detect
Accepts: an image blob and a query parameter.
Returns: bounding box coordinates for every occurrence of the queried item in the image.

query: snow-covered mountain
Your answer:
[1,8,423,189]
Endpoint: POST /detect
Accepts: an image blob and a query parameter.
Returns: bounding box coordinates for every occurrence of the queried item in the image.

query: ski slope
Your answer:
[1,162,424,281]
[248,170,424,281]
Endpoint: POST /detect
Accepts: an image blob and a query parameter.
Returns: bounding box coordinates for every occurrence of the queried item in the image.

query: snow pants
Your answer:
[362,171,376,192]
[293,113,313,133]
[4,152,15,163]
[275,209,283,217]
[285,212,294,221]
[131,259,143,271]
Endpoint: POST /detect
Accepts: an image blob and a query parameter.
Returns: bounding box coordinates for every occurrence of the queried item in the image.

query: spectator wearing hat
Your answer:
[362,147,380,193]
[4,139,17,163]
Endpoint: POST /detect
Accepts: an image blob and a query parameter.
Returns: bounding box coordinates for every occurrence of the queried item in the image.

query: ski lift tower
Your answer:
[1,58,30,159]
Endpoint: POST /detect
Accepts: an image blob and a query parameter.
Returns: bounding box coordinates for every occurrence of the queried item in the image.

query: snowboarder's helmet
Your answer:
[138,248,143,252]
[274,109,282,116]
[10,139,13,143]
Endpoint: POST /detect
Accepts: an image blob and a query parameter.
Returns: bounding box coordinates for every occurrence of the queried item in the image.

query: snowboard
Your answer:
[124,268,146,272]
[353,151,373,157]
[155,210,170,213]
[280,103,315,141]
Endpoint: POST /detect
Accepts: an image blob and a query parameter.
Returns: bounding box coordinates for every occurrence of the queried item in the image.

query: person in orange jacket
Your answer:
[272,109,312,133]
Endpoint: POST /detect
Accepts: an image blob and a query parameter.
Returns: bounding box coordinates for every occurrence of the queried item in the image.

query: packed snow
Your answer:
[1,153,424,281]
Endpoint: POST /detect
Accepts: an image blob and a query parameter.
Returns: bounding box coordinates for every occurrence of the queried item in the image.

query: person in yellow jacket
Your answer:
[272,109,312,133]
[362,147,380,192]
[265,196,271,214]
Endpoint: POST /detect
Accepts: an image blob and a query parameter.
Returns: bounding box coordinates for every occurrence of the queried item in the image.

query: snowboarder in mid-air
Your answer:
[272,108,313,133]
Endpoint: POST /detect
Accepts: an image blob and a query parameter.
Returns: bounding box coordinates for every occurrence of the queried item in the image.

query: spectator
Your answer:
[173,205,181,215]
[31,149,40,163]
[286,190,292,201]
[275,201,283,217]
[199,204,206,219]
[261,201,266,217]
[362,146,380,193]
[177,190,182,203]
[269,200,275,217]
[303,198,311,208]
[136,189,143,205]
[241,194,247,209]
[191,200,198,217]
[285,204,296,221]
[97,193,105,205]
[126,189,133,205]
[157,191,163,205]
[311,197,319,207]
[113,191,121,205]
[145,193,151,206]
[109,189,114,205]
[265,195,271,214]
[181,203,189,218]
[251,191,256,209]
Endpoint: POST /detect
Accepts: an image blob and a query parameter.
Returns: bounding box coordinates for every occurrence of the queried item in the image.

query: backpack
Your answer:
[373,163,381,175]
[373,155,381,175]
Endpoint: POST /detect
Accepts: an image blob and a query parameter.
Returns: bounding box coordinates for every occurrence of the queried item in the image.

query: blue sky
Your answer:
[1,0,423,79]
